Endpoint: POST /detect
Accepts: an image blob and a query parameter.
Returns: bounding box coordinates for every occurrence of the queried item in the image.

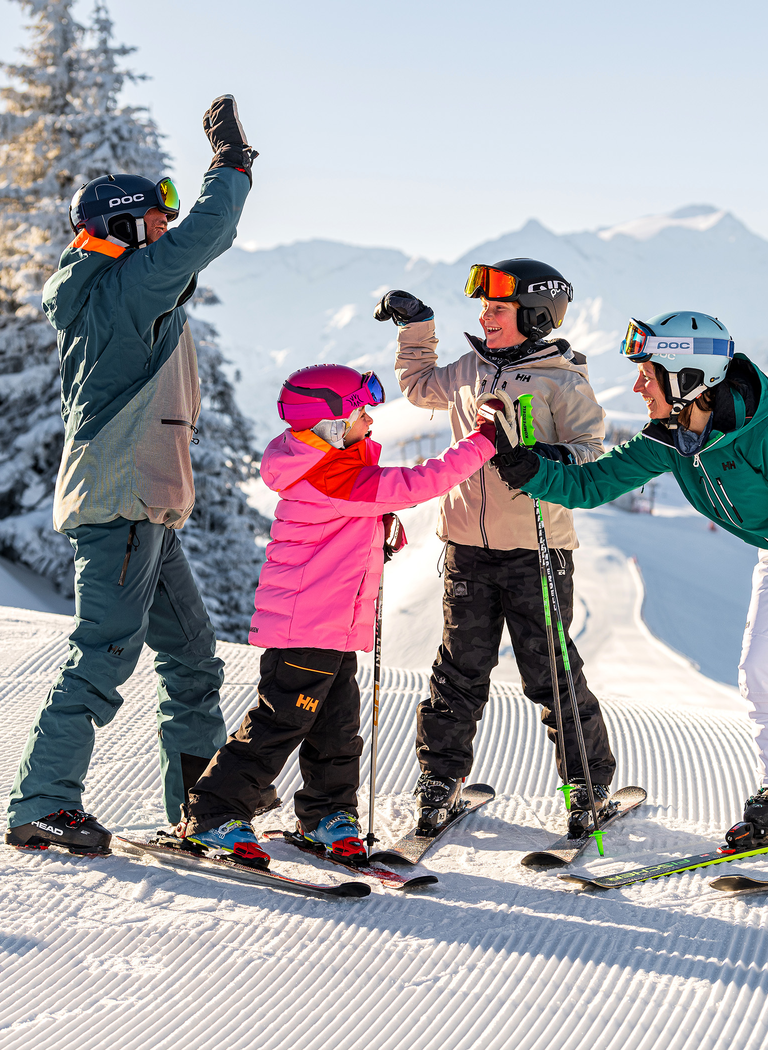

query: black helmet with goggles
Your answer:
[465,257,573,340]
[69,173,180,250]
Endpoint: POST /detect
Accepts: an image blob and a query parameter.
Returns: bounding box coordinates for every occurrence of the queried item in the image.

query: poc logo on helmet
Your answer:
[656,340,691,350]
[108,193,145,208]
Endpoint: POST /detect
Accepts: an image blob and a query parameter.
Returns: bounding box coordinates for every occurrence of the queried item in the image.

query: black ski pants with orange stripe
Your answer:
[187,647,362,833]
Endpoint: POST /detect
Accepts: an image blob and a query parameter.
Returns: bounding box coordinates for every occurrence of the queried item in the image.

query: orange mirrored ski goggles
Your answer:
[464,265,519,301]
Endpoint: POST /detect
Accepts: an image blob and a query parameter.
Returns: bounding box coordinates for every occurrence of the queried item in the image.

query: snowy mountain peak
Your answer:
[598,205,728,242]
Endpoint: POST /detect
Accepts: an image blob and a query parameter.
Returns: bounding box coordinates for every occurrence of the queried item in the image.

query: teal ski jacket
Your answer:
[522,354,768,549]
[42,166,249,533]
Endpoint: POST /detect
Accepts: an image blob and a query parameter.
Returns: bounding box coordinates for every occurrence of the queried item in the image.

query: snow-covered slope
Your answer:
[196,204,768,443]
[0,555,73,616]
[0,601,766,1050]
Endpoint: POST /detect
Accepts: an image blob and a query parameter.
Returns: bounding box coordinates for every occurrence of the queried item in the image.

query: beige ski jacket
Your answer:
[395,319,605,550]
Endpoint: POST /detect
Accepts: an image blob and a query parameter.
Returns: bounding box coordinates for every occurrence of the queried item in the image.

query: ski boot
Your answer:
[5,809,112,855]
[725,788,768,849]
[301,811,367,864]
[183,819,271,869]
[414,773,463,832]
[566,782,613,838]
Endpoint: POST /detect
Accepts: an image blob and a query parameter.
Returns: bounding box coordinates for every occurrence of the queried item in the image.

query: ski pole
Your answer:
[517,395,604,856]
[366,513,407,856]
[515,396,572,809]
[366,572,384,856]
[517,395,571,799]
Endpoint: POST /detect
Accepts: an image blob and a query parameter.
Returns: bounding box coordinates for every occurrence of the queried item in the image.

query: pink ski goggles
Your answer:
[278,370,386,421]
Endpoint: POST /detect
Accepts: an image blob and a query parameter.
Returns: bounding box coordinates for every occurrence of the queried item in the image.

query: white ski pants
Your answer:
[739,548,768,785]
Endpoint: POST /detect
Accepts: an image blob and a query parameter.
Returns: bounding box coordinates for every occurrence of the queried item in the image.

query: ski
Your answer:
[263,829,439,890]
[521,786,647,869]
[366,783,495,867]
[559,844,768,890]
[113,836,371,899]
[711,872,768,893]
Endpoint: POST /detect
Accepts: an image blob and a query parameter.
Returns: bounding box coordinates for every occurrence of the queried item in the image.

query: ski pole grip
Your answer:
[517,394,536,447]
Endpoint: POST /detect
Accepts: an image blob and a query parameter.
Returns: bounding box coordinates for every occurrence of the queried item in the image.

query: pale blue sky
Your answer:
[2,0,767,260]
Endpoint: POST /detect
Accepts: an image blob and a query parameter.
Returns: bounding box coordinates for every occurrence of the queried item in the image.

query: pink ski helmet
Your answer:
[277,364,386,428]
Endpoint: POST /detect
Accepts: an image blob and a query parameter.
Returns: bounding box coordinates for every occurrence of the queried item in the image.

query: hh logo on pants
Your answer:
[296,693,318,712]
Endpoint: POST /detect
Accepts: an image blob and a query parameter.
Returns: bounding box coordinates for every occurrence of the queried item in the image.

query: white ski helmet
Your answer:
[621,311,734,421]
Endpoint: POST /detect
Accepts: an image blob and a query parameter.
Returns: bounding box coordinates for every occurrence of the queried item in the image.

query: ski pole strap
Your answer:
[517,394,536,448]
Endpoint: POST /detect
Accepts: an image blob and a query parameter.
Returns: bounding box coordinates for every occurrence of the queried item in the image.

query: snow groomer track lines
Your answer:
[3,620,768,1048]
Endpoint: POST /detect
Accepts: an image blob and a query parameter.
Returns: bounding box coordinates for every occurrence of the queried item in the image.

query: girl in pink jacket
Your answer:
[178,364,497,867]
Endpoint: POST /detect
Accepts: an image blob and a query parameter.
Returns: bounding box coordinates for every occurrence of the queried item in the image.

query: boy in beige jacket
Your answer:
[375,258,615,837]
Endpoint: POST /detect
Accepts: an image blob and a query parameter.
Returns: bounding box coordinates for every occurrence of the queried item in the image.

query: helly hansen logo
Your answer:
[108,644,124,656]
[722,461,736,471]
[515,374,531,383]
[296,694,319,712]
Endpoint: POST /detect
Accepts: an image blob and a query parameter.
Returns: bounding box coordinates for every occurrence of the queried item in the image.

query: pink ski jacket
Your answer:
[250,427,495,652]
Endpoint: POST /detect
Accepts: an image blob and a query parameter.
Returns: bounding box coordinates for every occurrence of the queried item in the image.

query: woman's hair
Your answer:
[652,362,715,429]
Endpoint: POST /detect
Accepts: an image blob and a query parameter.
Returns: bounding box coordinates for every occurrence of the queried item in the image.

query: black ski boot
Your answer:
[414,773,462,831]
[725,788,768,849]
[5,809,112,855]
[566,782,613,838]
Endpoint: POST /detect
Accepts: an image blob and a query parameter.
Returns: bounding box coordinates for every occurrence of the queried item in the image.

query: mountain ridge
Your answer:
[195,205,768,443]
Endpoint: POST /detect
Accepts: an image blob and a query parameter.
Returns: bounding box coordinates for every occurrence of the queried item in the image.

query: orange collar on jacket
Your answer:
[290,430,376,500]
[70,229,126,259]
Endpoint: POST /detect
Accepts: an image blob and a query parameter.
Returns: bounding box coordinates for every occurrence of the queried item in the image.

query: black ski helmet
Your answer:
[69,173,180,249]
[465,258,573,340]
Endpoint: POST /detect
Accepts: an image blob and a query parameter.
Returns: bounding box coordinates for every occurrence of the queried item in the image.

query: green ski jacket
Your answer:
[43,166,249,533]
[523,354,768,549]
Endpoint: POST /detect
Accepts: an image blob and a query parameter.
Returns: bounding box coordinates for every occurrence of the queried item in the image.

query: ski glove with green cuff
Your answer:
[373,290,434,325]
[204,94,258,185]
[491,415,575,490]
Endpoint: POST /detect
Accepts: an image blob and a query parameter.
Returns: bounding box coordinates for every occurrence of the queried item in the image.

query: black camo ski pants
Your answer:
[417,542,616,785]
[187,647,362,833]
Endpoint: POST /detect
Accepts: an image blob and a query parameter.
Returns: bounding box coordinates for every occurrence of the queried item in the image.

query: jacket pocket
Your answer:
[133,417,196,513]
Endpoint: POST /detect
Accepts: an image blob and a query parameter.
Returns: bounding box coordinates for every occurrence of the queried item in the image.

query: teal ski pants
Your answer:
[7,518,227,828]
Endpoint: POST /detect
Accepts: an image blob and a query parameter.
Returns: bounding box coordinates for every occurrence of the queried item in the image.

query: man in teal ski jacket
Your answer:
[490,309,768,843]
[5,96,255,855]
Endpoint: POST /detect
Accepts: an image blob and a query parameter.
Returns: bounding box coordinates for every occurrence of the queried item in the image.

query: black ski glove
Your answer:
[490,417,574,490]
[203,94,258,186]
[373,290,434,326]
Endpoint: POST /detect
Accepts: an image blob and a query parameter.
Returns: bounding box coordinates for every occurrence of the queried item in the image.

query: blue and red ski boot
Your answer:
[184,819,270,869]
[301,812,367,864]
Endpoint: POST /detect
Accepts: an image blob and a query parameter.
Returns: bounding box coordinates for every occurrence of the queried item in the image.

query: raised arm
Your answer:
[119,95,255,318]
[373,289,462,409]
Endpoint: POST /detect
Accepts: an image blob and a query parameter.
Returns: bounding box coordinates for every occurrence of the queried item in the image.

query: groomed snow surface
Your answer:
[2,500,768,1050]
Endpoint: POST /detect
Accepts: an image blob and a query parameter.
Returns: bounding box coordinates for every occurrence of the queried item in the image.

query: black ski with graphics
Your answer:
[367,783,495,867]
[113,836,370,899]
[263,829,439,890]
[559,844,768,890]
[521,786,647,869]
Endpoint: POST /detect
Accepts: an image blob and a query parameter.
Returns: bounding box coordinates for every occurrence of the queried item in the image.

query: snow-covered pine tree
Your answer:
[0,0,268,640]
[185,288,270,642]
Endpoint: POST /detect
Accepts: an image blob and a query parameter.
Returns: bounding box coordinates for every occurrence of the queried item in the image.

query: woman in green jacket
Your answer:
[491,310,768,843]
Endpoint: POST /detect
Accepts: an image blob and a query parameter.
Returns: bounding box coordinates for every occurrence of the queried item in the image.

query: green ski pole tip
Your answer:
[558,783,573,811]
[517,394,536,448]
[591,829,605,856]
